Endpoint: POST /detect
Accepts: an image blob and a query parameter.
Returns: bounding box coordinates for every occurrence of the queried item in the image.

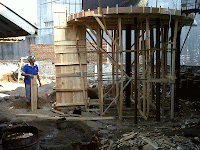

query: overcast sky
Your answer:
[1,0,37,24]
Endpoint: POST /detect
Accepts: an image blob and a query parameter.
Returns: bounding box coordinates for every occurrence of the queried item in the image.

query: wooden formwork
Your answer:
[54,6,194,121]
[54,10,87,109]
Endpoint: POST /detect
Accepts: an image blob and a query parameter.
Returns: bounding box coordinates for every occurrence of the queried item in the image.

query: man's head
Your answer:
[27,56,35,63]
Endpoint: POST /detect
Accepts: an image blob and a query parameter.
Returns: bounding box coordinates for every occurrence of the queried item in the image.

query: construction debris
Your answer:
[99,128,200,150]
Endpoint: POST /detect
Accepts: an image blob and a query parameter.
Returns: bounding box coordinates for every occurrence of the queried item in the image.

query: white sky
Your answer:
[0,0,37,24]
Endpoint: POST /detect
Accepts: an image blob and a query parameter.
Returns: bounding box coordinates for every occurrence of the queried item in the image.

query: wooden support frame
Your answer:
[54,6,193,122]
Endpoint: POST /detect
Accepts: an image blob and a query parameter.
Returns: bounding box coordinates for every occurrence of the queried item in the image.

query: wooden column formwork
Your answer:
[56,6,194,120]
[54,10,87,109]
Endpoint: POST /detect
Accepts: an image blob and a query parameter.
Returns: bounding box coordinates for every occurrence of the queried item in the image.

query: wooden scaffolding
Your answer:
[53,6,194,122]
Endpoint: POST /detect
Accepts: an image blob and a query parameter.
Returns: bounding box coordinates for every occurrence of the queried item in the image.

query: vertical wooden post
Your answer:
[156,18,161,121]
[31,76,37,111]
[116,29,120,108]
[137,27,140,112]
[125,24,132,107]
[97,27,103,115]
[160,21,165,117]
[175,25,181,112]
[112,30,115,98]
[134,17,138,124]
[146,18,150,118]
[171,19,178,118]
[150,27,155,105]
[161,25,168,116]
[142,23,147,115]
[119,17,123,122]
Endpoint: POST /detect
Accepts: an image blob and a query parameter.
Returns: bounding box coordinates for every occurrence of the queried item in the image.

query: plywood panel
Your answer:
[55,53,86,64]
[55,65,87,74]
[54,28,66,41]
[73,92,84,103]
[56,92,74,104]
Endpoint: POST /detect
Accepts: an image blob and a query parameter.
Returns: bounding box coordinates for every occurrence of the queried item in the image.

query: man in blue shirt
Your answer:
[21,56,41,109]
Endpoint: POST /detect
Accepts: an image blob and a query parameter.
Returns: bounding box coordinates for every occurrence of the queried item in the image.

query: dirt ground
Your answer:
[0,72,200,150]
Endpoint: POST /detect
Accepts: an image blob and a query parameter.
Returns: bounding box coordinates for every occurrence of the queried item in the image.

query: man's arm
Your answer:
[21,72,34,78]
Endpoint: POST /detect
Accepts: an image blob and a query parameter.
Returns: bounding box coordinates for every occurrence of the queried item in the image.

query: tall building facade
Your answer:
[36,0,82,44]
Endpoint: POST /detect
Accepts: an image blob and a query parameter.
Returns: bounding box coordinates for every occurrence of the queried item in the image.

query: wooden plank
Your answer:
[55,103,85,107]
[16,114,113,120]
[55,65,87,74]
[54,46,85,54]
[54,40,86,46]
[16,114,38,117]
[54,89,86,92]
[98,0,108,33]
[51,108,65,115]
[56,72,87,78]
[37,116,115,120]
[55,63,87,66]
[31,76,37,111]
[55,53,86,64]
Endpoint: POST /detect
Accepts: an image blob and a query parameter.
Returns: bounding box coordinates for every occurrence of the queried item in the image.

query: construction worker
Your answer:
[21,56,41,109]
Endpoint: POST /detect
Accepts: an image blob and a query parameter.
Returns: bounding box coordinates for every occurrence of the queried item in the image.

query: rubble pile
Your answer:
[100,129,200,150]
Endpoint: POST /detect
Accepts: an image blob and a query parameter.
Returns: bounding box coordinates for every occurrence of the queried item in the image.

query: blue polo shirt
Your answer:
[22,63,39,84]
